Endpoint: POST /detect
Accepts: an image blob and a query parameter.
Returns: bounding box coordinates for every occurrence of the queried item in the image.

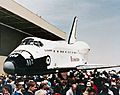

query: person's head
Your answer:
[43,75,48,80]
[2,86,10,95]
[39,82,47,89]
[8,77,15,83]
[27,81,37,92]
[61,79,67,86]
[16,83,24,90]
[71,84,77,91]
[16,83,25,93]
[88,89,96,95]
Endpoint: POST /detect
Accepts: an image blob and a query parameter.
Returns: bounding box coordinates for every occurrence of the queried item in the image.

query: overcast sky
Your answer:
[15,0,120,70]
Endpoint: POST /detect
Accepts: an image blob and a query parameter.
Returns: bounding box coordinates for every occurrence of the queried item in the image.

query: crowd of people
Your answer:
[0,69,119,95]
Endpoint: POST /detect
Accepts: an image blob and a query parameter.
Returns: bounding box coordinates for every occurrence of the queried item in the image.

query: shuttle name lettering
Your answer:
[70,56,79,62]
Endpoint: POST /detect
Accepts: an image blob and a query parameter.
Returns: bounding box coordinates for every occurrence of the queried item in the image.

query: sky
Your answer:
[15,0,120,70]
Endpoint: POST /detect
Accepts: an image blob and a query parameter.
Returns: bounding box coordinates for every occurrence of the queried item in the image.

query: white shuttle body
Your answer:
[3,17,119,75]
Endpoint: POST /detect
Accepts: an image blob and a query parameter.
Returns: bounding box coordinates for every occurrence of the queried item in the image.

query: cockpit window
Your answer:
[34,41,43,47]
[21,38,43,47]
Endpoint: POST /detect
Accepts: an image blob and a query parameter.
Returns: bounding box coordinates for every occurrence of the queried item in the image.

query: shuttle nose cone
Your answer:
[3,61,15,74]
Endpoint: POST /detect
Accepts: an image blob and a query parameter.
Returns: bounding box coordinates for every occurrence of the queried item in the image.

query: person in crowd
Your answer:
[90,81,98,95]
[24,81,37,95]
[66,83,77,95]
[2,85,11,95]
[99,84,114,95]
[35,83,47,95]
[7,76,16,94]
[0,69,119,95]
[88,89,96,95]
[13,83,25,95]
[3,84,12,95]
[23,79,29,92]
[83,81,93,95]
[110,81,119,95]
[0,79,3,94]
[76,81,86,95]
[53,79,69,95]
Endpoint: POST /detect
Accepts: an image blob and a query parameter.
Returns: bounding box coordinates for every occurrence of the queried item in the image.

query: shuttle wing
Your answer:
[76,64,120,70]
[48,64,120,73]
